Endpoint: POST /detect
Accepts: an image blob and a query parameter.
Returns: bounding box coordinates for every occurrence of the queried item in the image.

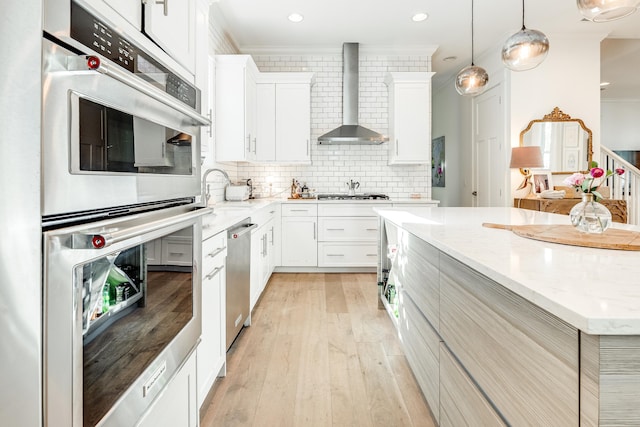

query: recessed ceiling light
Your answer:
[600,81,611,87]
[443,56,457,62]
[288,13,304,23]
[412,12,429,22]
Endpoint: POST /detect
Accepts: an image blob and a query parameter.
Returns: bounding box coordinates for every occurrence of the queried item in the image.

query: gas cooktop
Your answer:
[316,193,389,200]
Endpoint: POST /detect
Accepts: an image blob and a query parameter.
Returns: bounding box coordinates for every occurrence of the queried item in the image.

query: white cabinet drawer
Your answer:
[317,243,378,267]
[318,203,391,217]
[318,217,378,242]
[202,215,223,241]
[161,237,192,266]
[251,204,278,227]
[202,230,227,267]
[281,203,317,217]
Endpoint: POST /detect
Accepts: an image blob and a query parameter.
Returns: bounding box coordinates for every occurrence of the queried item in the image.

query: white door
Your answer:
[473,85,506,207]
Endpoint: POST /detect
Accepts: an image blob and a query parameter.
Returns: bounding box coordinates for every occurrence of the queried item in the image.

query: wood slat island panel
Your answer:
[439,253,579,426]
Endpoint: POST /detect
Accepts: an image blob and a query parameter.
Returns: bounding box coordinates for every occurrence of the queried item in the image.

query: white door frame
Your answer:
[471,81,509,207]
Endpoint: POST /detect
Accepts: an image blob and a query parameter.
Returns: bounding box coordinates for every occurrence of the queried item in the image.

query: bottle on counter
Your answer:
[291,178,300,199]
[102,283,110,313]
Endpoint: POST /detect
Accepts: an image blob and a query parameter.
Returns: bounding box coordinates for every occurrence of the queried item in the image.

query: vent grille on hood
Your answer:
[318,43,388,145]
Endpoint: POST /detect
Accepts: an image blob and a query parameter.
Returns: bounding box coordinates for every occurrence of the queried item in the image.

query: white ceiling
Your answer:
[215,0,640,96]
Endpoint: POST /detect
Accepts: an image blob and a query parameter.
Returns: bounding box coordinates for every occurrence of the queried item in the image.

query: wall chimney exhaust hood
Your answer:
[318,43,388,145]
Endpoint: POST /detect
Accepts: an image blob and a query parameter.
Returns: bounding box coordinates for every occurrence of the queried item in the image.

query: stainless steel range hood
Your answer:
[318,43,388,145]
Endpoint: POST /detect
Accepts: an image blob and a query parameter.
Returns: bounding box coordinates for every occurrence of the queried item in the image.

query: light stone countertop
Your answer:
[201,197,440,238]
[375,206,640,335]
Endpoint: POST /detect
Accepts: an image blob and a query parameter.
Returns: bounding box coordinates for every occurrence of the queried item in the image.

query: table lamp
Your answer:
[510,146,544,194]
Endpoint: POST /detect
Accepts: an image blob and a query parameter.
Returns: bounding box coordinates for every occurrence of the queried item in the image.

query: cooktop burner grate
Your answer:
[316,193,389,200]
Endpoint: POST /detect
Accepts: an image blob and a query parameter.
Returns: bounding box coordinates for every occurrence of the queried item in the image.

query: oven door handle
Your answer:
[67,55,210,127]
[73,207,213,249]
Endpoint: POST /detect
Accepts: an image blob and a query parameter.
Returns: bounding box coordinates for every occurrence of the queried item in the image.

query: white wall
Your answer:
[432,78,472,206]
[602,100,640,150]
[508,33,603,194]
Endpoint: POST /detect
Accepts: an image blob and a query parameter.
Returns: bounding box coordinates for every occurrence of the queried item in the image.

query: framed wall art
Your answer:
[432,136,445,188]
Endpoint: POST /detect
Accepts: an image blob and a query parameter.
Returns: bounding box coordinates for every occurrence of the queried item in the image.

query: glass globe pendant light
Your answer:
[577,0,640,22]
[502,0,549,71]
[455,0,489,96]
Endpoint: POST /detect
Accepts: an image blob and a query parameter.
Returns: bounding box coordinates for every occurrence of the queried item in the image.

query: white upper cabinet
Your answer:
[255,73,314,164]
[101,0,142,29]
[385,72,435,165]
[215,55,259,162]
[143,0,197,74]
[256,83,277,162]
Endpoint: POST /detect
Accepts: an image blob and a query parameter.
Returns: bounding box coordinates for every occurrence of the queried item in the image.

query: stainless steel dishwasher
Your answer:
[226,219,257,350]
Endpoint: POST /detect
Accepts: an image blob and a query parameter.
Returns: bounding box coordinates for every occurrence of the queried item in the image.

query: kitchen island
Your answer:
[376,206,640,426]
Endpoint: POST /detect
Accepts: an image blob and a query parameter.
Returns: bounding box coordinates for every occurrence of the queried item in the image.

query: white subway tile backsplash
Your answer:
[234,51,432,200]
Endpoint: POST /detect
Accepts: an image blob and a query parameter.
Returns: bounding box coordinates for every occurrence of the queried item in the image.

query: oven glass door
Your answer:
[44,205,206,427]
[81,227,193,426]
[76,95,193,175]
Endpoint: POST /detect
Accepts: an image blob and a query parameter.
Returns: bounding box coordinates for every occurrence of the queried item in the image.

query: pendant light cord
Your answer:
[521,0,526,31]
[471,0,475,66]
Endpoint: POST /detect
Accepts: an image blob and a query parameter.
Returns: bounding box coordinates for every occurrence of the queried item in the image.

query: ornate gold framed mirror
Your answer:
[520,107,593,174]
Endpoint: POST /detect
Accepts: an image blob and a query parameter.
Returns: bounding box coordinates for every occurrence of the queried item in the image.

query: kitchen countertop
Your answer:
[202,197,440,238]
[375,206,640,335]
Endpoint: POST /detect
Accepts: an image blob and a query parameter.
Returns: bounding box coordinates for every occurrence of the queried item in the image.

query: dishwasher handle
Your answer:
[228,223,257,239]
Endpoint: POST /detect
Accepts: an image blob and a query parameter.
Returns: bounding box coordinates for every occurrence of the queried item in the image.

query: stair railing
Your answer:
[600,146,640,225]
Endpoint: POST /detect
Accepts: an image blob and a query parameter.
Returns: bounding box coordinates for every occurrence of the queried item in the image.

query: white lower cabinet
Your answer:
[250,205,280,310]
[197,229,227,408]
[281,203,317,267]
[146,229,193,266]
[317,203,390,267]
[137,350,197,427]
[317,242,378,267]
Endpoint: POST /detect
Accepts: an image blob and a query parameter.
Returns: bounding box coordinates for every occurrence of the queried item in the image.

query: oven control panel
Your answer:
[70,3,197,109]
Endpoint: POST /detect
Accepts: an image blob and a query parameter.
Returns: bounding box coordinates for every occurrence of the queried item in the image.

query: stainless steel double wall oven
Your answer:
[42,1,210,426]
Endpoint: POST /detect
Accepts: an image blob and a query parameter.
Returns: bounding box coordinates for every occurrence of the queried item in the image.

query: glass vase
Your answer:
[569,193,612,234]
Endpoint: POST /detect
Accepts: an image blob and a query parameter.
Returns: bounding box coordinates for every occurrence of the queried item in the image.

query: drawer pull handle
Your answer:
[366,254,377,257]
[169,252,184,256]
[327,254,345,257]
[206,247,226,258]
[290,209,308,212]
[205,265,225,280]
[327,228,345,231]
[366,228,377,231]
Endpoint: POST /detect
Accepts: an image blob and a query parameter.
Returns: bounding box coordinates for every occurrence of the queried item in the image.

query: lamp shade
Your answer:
[455,65,489,96]
[510,146,544,169]
[577,0,640,22]
[502,29,549,71]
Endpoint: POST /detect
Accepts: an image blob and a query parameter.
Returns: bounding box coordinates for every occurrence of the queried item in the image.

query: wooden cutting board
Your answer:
[482,223,640,251]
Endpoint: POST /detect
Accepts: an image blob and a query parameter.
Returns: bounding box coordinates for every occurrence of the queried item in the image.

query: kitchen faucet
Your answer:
[202,168,231,206]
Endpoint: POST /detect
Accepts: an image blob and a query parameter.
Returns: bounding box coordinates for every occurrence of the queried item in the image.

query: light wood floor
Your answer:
[200,273,437,427]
